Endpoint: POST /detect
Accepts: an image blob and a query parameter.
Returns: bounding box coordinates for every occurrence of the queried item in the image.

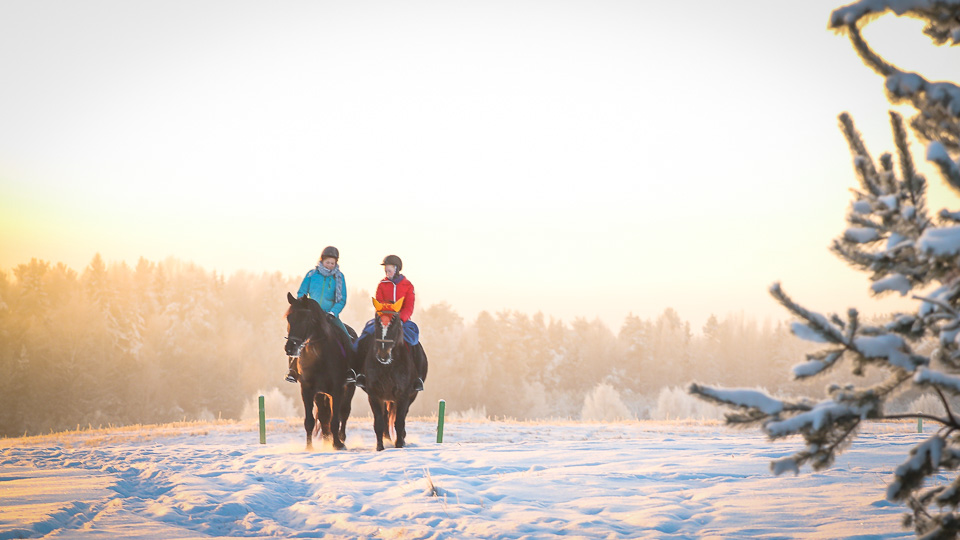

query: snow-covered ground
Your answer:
[0,417,930,539]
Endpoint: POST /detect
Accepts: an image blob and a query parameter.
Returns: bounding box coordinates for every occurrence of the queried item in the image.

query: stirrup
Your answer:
[355,373,366,389]
[285,370,299,383]
[346,369,357,385]
[415,378,424,392]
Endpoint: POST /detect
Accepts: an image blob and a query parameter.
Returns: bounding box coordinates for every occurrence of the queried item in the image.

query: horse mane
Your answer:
[285,296,323,318]
[287,295,352,352]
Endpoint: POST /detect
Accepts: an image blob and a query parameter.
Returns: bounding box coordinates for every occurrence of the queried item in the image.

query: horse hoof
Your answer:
[395,440,405,449]
[376,444,385,451]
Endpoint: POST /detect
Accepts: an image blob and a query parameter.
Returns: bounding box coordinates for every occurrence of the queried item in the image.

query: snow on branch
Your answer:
[687,384,785,415]
[770,283,847,344]
[871,273,911,296]
[918,226,960,256]
[928,141,960,189]
[764,399,872,438]
[830,0,960,46]
[914,367,960,395]
[888,436,946,502]
[853,334,922,371]
[845,227,881,243]
[792,350,844,379]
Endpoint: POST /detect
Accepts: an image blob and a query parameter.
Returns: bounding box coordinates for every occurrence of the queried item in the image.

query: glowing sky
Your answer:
[2,0,958,331]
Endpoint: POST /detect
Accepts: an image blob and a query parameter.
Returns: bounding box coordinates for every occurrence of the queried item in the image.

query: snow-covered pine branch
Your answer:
[690,2,960,533]
[915,367,960,396]
[928,141,960,191]
[827,114,939,311]
[686,385,786,415]
[830,0,960,46]
[769,283,847,345]
[831,1,960,165]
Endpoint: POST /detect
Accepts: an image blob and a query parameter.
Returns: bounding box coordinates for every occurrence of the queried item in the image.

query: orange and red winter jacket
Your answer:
[376,275,415,322]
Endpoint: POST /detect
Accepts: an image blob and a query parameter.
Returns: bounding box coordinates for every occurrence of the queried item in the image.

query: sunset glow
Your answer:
[2,0,958,330]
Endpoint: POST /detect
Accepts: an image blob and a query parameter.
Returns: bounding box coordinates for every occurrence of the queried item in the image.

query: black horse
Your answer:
[357,297,428,451]
[284,292,357,450]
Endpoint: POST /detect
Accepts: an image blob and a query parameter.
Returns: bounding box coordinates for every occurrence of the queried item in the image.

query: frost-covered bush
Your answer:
[581,383,633,422]
[240,388,298,421]
[519,380,554,420]
[907,393,947,418]
[451,406,488,421]
[651,386,726,421]
[690,1,960,537]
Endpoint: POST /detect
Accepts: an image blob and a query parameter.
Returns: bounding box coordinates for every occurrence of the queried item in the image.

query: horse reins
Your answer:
[286,309,318,358]
[287,310,349,358]
[375,310,401,345]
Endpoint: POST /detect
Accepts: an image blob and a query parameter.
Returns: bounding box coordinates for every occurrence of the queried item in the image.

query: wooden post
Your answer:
[437,399,446,443]
[259,395,266,444]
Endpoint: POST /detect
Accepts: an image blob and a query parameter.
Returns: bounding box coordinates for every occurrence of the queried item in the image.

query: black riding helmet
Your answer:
[320,246,339,261]
[381,255,402,272]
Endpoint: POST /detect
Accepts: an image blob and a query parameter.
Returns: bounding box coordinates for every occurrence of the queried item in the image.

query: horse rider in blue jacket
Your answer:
[286,246,350,383]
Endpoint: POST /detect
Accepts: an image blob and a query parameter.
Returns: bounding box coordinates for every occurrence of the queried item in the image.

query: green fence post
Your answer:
[259,395,266,444]
[437,399,446,443]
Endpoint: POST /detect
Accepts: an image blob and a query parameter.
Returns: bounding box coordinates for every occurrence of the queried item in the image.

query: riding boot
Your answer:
[415,378,424,392]
[285,357,300,383]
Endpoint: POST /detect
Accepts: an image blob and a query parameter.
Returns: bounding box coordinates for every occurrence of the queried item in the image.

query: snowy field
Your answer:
[0,418,932,539]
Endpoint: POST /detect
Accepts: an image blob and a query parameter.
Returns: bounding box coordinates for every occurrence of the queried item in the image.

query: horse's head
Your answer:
[372,297,405,365]
[285,292,323,358]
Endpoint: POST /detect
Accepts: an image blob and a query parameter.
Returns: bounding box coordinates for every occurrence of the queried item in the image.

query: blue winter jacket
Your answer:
[297,269,346,316]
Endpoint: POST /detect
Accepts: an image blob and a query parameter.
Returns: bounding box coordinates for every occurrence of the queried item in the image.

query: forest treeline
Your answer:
[1,255,870,437]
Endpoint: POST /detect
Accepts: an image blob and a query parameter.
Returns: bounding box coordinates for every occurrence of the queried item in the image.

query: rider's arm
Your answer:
[332,274,346,316]
[297,271,313,299]
[399,281,415,322]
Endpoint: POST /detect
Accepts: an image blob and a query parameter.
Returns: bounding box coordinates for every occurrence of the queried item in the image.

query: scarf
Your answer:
[316,264,345,305]
[390,273,405,285]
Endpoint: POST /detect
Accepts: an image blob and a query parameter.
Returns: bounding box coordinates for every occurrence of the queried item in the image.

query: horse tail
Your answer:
[386,401,396,441]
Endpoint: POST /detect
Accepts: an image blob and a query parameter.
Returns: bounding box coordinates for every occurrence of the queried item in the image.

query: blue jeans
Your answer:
[355,318,420,350]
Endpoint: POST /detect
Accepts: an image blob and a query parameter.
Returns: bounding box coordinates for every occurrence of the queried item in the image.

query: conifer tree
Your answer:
[690,1,960,536]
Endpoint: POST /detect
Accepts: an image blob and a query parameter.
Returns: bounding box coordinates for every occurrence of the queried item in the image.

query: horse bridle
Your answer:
[374,310,403,364]
[285,309,318,358]
[375,310,401,344]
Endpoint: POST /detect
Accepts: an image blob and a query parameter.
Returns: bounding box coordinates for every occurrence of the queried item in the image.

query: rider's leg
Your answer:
[285,356,299,383]
[402,321,424,391]
[348,320,375,388]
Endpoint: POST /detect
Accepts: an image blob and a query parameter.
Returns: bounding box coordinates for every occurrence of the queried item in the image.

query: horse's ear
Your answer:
[372,297,383,312]
[287,292,296,305]
[393,297,405,313]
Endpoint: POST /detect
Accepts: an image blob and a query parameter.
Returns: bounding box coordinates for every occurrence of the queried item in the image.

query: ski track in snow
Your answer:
[0,419,930,539]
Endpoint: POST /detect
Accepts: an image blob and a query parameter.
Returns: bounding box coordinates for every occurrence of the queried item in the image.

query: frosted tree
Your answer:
[690,1,960,537]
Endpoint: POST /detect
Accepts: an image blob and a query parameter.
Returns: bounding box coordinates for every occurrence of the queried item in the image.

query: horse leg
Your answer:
[369,395,386,451]
[330,390,345,451]
[301,385,316,450]
[316,394,332,441]
[339,384,355,442]
[394,398,411,449]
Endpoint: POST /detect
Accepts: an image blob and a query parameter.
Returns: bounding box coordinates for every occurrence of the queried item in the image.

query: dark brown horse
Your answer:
[357,297,428,451]
[284,293,356,450]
